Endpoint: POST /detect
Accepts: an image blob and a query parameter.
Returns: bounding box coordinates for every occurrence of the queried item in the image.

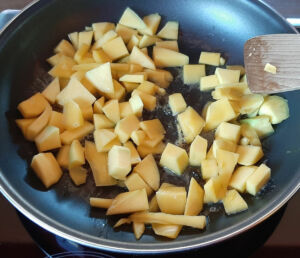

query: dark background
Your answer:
[0,0,299,257]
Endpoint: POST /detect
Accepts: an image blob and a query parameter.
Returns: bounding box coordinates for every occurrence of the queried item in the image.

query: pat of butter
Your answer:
[264,63,277,74]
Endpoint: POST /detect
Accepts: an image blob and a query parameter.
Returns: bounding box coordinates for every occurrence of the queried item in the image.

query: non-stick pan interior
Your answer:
[0,0,299,253]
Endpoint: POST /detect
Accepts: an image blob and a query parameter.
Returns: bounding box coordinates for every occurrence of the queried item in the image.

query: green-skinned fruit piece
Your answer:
[240,115,274,138]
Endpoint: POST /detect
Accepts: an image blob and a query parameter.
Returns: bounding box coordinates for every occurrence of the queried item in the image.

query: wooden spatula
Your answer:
[244,34,300,93]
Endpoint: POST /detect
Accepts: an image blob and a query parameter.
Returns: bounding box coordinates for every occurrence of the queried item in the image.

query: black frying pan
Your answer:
[0,0,299,254]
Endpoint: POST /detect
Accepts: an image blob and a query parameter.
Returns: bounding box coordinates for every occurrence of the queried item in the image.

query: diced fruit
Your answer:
[93,30,118,49]
[63,100,84,130]
[102,99,120,123]
[92,49,112,63]
[204,174,230,203]
[216,149,239,175]
[238,94,264,115]
[131,130,146,145]
[102,80,125,101]
[129,212,206,229]
[156,184,187,214]
[85,62,114,94]
[31,152,63,188]
[69,140,85,169]
[212,83,250,100]
[140,119,166,140]
[56,145,70,169]
[222,189,248,215]
[129,94,143,117]
[106,189,149,215]
[212,139,237,158]
[93,114,114,129]
[127,34,141,52]
[69,166,87,186]
[177,106,205,143]
[92,22,115,41]
[35,125,61,152]
[130,46,155,70]
[219,57,226,65]
[125,173,153,196]
[258,95,289,124]
[113,218,131,228]
[156,40,179,52]
[139,13,161,35]
[78,31,93,49]
[152,223,182,239]
[246,164,271,195]
[85,141,117,186]
[26,104,52,141]
[115,23,138,43]
[264,63,276,74]
[137,141,165,158]
[204,98,236,131]
[183,64,206,84]
[15,118,36,138]
[132,90,156,111]
[90,197,113,209]
[236,145,264,166]
[149,195,160,212]
[115,114,140,143]
[200,75,220,91]
[108,145,131,180]
[124,141,141,164]
[240,115,274,139]
[74,43,89,63]
[119,7,147,30]
[137,81,157,95]
[17,93,49,118]
[48,55,76,78]
[54,39,75,57]
[93,97,105,114]
[215,68,240,84]
[119,101,134,118]
[240,124,261,146]
[189,135,207,166]
[227,65,245,76]
[168,93,187,115]
[160,143,189,175]
[56,78,96,106]
[215,122,241,143]
[229,166,257,193]
[157,21,178,40]
[119,74,145,83]
[185,178,204,215]
[144,68,173,88]
[94,129,120,152]
[133,222,145,240]
[153,47,189,67]
[60,121,94,145]
[102,37,129,61]
[199,52,220,66]
[139,34,161,48]
[133,154,160,191]
[42,78,60,104]
[201,101,212,120]
[201,159,218,180]
[75,99,93,121]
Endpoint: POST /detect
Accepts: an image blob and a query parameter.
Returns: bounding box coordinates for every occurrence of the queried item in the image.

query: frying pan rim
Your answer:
[0,0,299,254]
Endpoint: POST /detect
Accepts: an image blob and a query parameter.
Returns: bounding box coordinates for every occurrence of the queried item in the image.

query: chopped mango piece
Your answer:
[54,39,75,57]
[168,93,187,115]
[185,178,204,215]
[93,114,115,129]
[130,46,155,70]
[156,40,179,52]
[92,22,115,41]
[129,94,143,117]
[116,23,138,43]
[115,114,140,143]
[246,164,271,195]
[229,166,257,193]
[90,197,113,209]
[93,97,105,114]
[102,36,129,61]
[131,130,146,145]
[17,93,49,118]
[189,135,207,166]
[139,13,161,35]
[56,145,70,169]
[15,118,36,138]
[215,122,241,143]
[153,47,189,67]
[102,99,120,123]
[133,222,145,240]
[125,173,153,196]
[236,145,264,166]
[94,129,120,152]
[222,189,248,215]
[201,159,218,180]
[108,145,131,180]
[123,141,141,164]
[63,100,84,130]
[215,68,240,84]
[157,21,178,40]
[183,64,206,84]
[200,74,220,91]
[35,125,61,152]
[69,166,87,186]
[199,52,220,66]
[60,121,94,145]
[42,78,60,104]
[264,63,277,74]
[119,7,147,30]
[69,139,85,169]
[137,141,165,158]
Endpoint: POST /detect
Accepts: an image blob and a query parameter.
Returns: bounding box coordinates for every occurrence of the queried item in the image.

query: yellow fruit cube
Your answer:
[123,141,141,164]
[60,121,94,145]
[201,159,218,180]
[200,74,220,91]
[54,39,75,57]
[115,114,140,143]
[177,106,205,143]
[92,49,112,64]
[138,34,161,48]
[156,40,179,52]
[69,139,85,169]
[106,189,149,215]
[189,135,207,166]
[131,130,146,145]
[94,129,120,152]
[93,114,114,130]
[236,145,264,166]
[56,145,70,169]
[157,21,178,40]
[108,145,131,180]
[216,149,239,175]
[129,46,155,70]
[129,94,143,117]
[140,119,166,140]
[137,141,166,158]
[69,166,87,186]
[42,78,60,104]
[199,52,220,66]
[119,74,145,83]
[48,56,76,78]
[229,166,257,193]
[153,47,189,67]
[226,65,245,76]
[215,68,240,84]
[222,189,248,215]
[246,164,271,195]
[144,68,173,88]
[139,13,161,35]
[185,178,204,215]
[168,93,187,115]
[119,101,134,118]
[102,36,129,61]
[264,63,277,74]
[118,7,147,30]
[125,173,153,196]
[215,122,241,143]
[31,152,63,188]
[132,89,156,111]
[204,98,236,131]
[116,23,138,43]
[133,154,160,191]
[93,97,105,114]
[48,111,64,133]
[212,139,237,158]
[17,93,49,118]
[92,22,115,41]
[160,143,189,175]
[78,31,93,49]
[15,118,36,138]
[35,126,61,152]
[183,64,206,84]
[102,99,120,123]
[85,141,117,186]
[156,184,187,214]
[93,30,118,49]
[63,100,84,130]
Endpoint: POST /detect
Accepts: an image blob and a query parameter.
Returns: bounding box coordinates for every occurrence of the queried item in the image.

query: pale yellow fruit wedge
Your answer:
[93,114,115,129]
[169,93,187,115]
[17,93,49,118]
[199,52,220,66]
[48,111,65,133]
[229,166,257,193]
[15,118,36,138]
[236,145,264,166]
[139,13,161,35]
[78,31,93,49]
[216,149,239,175]
[212,139,237,158]
[85,141,117,186]
[94,129,120,152]
[140,119,165,139]
[201,159,218,180]
[92,22,115,41]
[123,141,141,164]
[149,195,160,212]
[108,145,131,180]
[56,145,70,169]
[215,122,241,143]
[93,97,105,114]
[144,68,173,88]
[130,46,155,70]
[152,223,182,239]
[69,139,85,169]
[102,99,120,123]
[137,141,166,158]
[153,47,188,67]
[119,102,134,118]
[157,21,178,40]
[63,100,84,130]
[102,37,129,61]
[133,222,145,240]
[189,135,207,166]
[106,188,149,215]
[156,40,179,52]
[42,78,60,104]
[35,125,61,152]
[246,164,271,195]
[90,197,113,209]
[115,114,140,143]
[185,178,204,215]
[116,23,138,43]
[133,154,160,191]
[215,68,240,84]
[31,152,62,188]
[132,89,156,111]
[200,74,220,91]
[183,64,206,84]
[60,121,94,145]
[119,7,147,30]
[222,189,248,215]
[125,173,153,196]
[69,166,87,186]
[54,39,75,57]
